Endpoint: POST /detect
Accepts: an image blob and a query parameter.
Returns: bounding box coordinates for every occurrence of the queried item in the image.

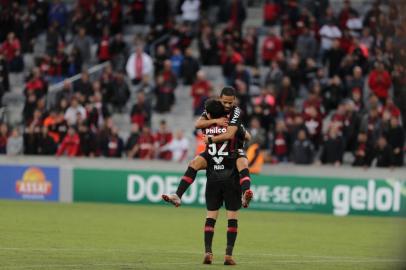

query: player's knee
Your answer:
[237,157,248,171]
[189,157,206,170]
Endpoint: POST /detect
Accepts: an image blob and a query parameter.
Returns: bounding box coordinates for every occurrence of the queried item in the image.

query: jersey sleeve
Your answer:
[228,106,242,126]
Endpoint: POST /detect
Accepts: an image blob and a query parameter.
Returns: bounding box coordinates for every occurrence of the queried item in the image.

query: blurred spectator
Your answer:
[64,97,86,125]
[360,107,382,146]
[324,39,345,78]
[181,47,200,85]
[56,126,80,157]
[130,0,146,24]
[262,30,283,66]
[191,70,211,116]
[159,129,189,162]
[181,0,201,24]
[102,126,123,157]
[296,27,317,60]
[0,51,9,97]
[221,45,243,85]
[323,75,344,113]
[23,125,39,155]
[263,0,280,26]
[37,126,57,155]
[56,80,73,106]
[153,0,171,26]
[74,71,93,98]
[170,48,184,78]
[199,25,218,65]
[368,61,392,104]
[134,126,155,159]
[78,123,96,156]
[6,127,23,155]
[319,20,342,58]
[291,129,314,165]
[110,72,130,112]
[126,43,153,85]
[25,67,48,99]
[248,117,266,148]
[48,0,68,32]
[232,63,250,112]
[126,123,140,159]
[155,120,173,160]
[218,0,246,31]
[131,91,152,128]
[320,125,344,166]
[374,136,393,168]
[97,27,112,63]
[155,61,178,113]
[1,32,24,73]
[0,123,8,154]
[46,23,60,56]
[110,33,127,71]
[271,120,289,162]
[352,132,373,167]
[73,27,92,65]
[384,116,404,167]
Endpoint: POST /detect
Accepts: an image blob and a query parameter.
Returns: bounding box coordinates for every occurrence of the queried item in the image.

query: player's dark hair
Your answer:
[220,86,236,97]
[205,99,224,119]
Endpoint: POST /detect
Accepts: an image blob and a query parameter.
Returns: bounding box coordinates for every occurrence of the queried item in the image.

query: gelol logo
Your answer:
[332,180,402,216]
[16,167,52,198]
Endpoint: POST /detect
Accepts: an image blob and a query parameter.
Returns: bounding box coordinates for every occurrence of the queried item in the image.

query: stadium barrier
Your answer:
[0,156,405,218]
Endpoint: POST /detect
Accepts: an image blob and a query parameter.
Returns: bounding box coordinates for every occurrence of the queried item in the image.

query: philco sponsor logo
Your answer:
[332,180,402,216]
[127,174,206,204]
[16,167,52,198]
[205,126,226,135]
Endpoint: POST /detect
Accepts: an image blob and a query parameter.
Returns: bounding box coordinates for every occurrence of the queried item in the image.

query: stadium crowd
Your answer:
[0,0,405,168]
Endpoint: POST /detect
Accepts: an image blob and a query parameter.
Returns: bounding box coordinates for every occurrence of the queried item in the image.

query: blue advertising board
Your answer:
[0,165,59,201]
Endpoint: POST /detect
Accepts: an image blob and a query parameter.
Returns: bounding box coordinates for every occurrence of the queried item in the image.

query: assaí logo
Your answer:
[15,167,52,199]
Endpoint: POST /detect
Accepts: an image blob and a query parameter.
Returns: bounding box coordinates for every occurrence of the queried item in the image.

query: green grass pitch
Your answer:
[0,200,405,270]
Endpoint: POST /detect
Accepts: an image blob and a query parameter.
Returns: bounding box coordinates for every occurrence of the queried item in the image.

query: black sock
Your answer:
[176,167,197,198]
[204,218,216,253]
[239,168,251,193]
[226,219,238,256]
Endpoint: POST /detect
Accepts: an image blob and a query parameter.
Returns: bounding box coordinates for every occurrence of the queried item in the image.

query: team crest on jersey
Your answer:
[213,156,224,170]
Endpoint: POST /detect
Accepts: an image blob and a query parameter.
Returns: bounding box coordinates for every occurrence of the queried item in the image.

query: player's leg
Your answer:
[162,154,208,206]
[203,181,223,264]
[224,210,239,265]
[223,180,241,265]
[236,155,253,208]
[203,210,219,264]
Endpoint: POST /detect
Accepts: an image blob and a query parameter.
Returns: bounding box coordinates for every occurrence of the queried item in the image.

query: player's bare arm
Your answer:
[195,115,228,129]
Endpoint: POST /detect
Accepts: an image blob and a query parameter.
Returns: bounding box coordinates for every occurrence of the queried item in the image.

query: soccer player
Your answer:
[184,98,246,265]
[162,87,253,208]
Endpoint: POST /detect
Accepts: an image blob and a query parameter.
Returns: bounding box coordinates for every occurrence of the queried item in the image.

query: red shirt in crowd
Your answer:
[26,78,45,93]
[155,131,172,160]
[1,38,21,62]
[137,132,155,159]
[191,80,211,109]
[98,35,111,61]
[262,35,283,62]
[368,69,392,99]
[263,2,280,25]
[57,133,80,157]
[274,132,288,156]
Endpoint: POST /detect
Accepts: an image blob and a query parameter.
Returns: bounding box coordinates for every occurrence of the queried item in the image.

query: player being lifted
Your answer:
[164,98,248,265]
[162,87,253,208]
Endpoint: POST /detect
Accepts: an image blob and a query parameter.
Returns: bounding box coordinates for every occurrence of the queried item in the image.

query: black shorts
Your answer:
[205,179,242,211]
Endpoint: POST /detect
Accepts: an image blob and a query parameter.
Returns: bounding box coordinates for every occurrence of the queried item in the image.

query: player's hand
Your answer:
[216,117,228,127]
[203,135,209,144]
